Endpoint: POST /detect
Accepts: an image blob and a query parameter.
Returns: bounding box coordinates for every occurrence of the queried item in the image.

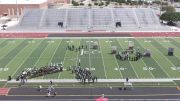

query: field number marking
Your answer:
[0,68,9,72]
[171,67,180,71]
[85,68,95,71]
[143,67,156,71]
[9,41,15,43]
[144,40,152,43]
[47,41,55,43]
[114,67,127,71]
[28,41,35,43]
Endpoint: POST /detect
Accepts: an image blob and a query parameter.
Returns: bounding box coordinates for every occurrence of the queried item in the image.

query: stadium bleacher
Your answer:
[13,7,171,31]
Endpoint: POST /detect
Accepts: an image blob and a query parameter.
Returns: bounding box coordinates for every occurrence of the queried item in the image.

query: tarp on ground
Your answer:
[95,97,108,101]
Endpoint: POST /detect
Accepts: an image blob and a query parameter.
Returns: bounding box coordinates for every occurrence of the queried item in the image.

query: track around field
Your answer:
[0,87,180,100]
[0,32,180,38]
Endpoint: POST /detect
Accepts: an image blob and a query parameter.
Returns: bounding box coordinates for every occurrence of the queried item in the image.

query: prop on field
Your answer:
[92,42,98,49]
[67,45,88,52]
[111,46,117,54]
[168,47,174,56]
[70,66,97,84]
[143,49,151,57]
[128,41,134,51]
[115,48,142,61]
[16,63,63,81]
[116,41,146,61]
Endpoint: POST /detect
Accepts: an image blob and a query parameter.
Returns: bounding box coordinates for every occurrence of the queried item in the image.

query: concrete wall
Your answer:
[48,0,71,4]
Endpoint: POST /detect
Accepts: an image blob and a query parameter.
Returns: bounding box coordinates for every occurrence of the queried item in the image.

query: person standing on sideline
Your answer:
[50,80,53,85]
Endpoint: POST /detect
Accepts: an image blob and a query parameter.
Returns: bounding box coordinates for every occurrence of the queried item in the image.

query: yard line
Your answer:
[42,39,62,79]
[98,40,107,79]
[0,40,20,61]
[131,39,155,79]
[58,40,69,79]
[0,40,27,69]
[153,39,180,78]
[2,40,31,87]
[11,40,43,77]
[74,39,81,79]
[165,39,180,50]
[172,38,180,44]
[117,39,139,79]
[88,39,92,73]
[107,39,123,78]
[139,58,155,79]
[32,41,51,68]
[138,39,171,78]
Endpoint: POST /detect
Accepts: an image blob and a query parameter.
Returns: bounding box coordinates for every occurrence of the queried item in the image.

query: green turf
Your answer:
[0,38,179,80]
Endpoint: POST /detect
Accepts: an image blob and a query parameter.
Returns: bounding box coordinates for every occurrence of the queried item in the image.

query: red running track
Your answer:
[130,32,180,37]
[0,33,48,38]
[0,32,179,38]
[0,88,10,96]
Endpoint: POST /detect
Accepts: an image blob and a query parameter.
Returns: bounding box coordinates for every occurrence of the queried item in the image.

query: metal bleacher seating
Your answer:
[19,9,43,28]
[16,7,170,31]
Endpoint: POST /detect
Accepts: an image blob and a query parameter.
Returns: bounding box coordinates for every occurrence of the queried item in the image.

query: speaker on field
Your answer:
[168,47,174,56]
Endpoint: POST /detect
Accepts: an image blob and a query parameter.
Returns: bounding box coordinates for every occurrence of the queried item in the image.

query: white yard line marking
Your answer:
[88,39,92,73]
[153,39,180,80]
[98,40,108,79]
[58,40,69,79]
[3,40,32,87]
[117,39,139,79]
[155,39,180,64]
[74,40,81,79]
[11,40,43,77]
[81,49,84,55]
[42,40,62,79]
[140,60,155,79]
[138,54,155,78]
[127,39,155,78]
[107,39,123,79]
[172,38,180,44]
[0,40,21,60]
[138,39,171,78]
[32,41,51,69]
[1,41,28,69]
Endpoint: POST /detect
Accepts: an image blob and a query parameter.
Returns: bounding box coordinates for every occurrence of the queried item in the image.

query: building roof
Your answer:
[0,0,47,4]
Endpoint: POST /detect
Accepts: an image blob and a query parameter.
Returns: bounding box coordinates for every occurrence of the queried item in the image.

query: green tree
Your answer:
[72,0,79,6]
[88,3,92,7]
[99,2,104,6]
[127,0,132,3]
[138,0,143,5]
[162,6,176,12]
[105,1,110,6]
[160,12,180,21]
[152,0,161,5]
[79,2,84,5]
[94,2,98,6]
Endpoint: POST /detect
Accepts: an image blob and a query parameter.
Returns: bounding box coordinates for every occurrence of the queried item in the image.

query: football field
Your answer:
[0,37,179,80]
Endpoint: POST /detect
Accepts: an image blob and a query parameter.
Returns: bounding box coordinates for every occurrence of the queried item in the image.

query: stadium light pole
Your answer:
[16,0,19,20]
